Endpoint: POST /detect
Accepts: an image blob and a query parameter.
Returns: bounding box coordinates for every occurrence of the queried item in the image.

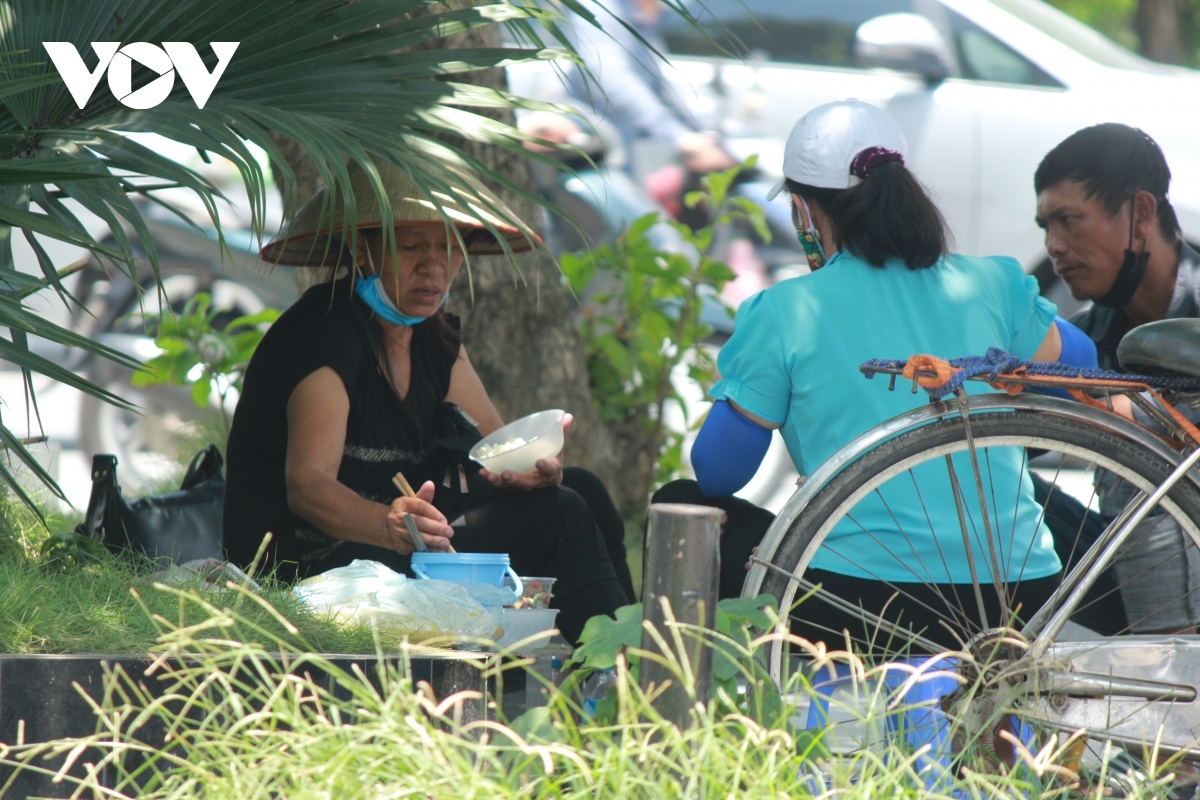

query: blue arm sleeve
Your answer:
[1032,317,1099,399]
[1055,316,1098,369]
[691,400,772,497]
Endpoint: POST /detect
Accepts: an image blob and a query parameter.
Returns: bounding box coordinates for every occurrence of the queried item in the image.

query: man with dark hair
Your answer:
[1034,122,1200,635]
[1035,123,1196,366]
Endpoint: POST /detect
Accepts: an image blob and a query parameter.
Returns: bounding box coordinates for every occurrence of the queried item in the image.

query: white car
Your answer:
[511,0,1200,510]
[645,0,1200,310]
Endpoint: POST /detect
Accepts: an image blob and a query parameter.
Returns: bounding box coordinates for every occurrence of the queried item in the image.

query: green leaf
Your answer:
[153,337,191,356]
[699,160,753,208]
[588,358,625,400]
[794,729,832,762]
[718,594,779,630]
[0,335,134,410]
[640,308,673,342]
[507,707,562,745]
[699,258,737,284]
[0,298,138,368]
[594,334,633,379]
[558,251,596,296]
[624,212,661,243]
[712,595,779,682]
[0,425,60,508]
[191,374,214,407]
[225,307,282,332]
[567,603,643,670]
[130,359,169,388]
[168,356,197,386]
[730,196,772,244]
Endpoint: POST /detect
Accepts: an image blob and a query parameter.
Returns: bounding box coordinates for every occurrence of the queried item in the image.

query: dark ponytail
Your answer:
[787,161,950,270]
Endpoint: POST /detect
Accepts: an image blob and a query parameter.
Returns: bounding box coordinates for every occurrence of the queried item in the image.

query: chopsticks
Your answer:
[392,472,417,498]
[392,472,456,553]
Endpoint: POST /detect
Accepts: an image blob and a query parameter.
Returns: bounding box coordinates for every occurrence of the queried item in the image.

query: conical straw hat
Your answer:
[260,157,540,266]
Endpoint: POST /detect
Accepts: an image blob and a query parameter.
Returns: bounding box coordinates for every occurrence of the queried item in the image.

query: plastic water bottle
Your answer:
[581,667,617,718]
[550,656,563,688]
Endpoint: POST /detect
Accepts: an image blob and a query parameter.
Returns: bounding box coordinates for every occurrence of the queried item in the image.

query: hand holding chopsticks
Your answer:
[392,472,456,553]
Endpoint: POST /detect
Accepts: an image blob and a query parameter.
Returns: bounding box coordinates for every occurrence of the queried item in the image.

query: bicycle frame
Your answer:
[1026,445,1200,656]
[744,391,1200,754]
[741,392,1200,601]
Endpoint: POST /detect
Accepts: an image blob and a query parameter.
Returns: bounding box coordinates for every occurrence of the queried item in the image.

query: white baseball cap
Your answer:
[766,99,909,200]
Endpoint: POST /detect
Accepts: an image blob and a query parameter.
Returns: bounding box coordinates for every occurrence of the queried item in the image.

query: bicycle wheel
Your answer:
[756,405,1200,765]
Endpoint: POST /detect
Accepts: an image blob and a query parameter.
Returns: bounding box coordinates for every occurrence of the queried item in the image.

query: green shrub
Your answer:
[560,159,765,493]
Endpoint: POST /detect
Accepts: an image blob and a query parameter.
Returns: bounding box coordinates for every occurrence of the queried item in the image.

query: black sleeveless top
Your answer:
[222,279,461,581]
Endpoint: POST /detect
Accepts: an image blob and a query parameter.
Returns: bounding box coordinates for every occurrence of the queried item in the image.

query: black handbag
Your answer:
[79,445,226,565]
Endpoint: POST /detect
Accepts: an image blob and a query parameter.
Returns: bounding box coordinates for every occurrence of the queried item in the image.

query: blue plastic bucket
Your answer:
[411,552,523,597]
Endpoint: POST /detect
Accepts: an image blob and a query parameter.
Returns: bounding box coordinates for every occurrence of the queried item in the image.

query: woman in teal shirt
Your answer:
[654,100,1074,649]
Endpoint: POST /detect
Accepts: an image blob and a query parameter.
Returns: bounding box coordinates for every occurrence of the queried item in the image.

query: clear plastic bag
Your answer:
[156,558,262,593]
[293,560,503,643]
[454,580,520,608]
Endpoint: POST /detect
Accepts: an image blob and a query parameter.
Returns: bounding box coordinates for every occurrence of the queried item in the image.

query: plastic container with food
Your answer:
[512,576,556,609]
[470,409,566,475]
[494,607,560,651]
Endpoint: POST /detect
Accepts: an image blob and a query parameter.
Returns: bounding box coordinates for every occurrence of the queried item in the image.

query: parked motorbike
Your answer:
[73,211,296,491]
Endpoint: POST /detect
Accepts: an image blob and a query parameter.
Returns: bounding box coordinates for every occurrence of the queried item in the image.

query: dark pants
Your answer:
[312,467,633,645]
[561,468,638,604]
[1030,472,1128,636]
[651,479,1068,651]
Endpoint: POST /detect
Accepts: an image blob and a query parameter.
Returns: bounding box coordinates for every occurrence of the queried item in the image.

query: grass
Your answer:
[0,494,1188,797]
[0,491,376,655]
[2,588,1189,799]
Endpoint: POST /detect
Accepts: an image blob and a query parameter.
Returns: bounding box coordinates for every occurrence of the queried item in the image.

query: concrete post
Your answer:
[639,503,721,728]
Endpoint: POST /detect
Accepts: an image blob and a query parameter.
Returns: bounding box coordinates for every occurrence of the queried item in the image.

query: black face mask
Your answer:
[1093,248,1149,309]
[1094,201,1149,309]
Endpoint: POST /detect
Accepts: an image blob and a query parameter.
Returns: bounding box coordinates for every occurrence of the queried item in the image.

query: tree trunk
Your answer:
[413,6,648,513]
[1136,0,1186,63]
[266,132,331,294]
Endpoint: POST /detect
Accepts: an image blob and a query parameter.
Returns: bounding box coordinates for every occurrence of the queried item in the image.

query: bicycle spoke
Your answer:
[983,447,1006,576]
[806,537,978,644]
[955,394,1010,616]
[838,514,978,636]
[1055,504,1164,630]
[754,551,952,654]
[867,486,968,625]
[1085,515,1198,635]
[786,598,941,657]
[906,468,973,628]
[944,454,992,631]
[1007,447,1055,600]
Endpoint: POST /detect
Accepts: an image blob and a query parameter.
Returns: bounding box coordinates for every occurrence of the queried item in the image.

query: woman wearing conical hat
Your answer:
[222,158,633,644]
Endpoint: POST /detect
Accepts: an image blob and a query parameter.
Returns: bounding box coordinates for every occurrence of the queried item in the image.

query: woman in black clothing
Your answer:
[222,159,633,643]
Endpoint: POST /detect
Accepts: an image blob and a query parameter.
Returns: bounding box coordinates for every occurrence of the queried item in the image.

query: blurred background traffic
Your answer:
[9,0,1200,513]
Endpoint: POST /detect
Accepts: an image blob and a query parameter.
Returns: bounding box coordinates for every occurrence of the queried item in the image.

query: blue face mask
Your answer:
[354,274,430,327]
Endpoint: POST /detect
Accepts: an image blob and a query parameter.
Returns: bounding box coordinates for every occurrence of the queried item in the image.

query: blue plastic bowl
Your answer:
[411,552,523,597]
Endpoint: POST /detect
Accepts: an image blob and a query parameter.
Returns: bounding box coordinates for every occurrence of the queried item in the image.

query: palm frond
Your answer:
[0,0,621,510]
